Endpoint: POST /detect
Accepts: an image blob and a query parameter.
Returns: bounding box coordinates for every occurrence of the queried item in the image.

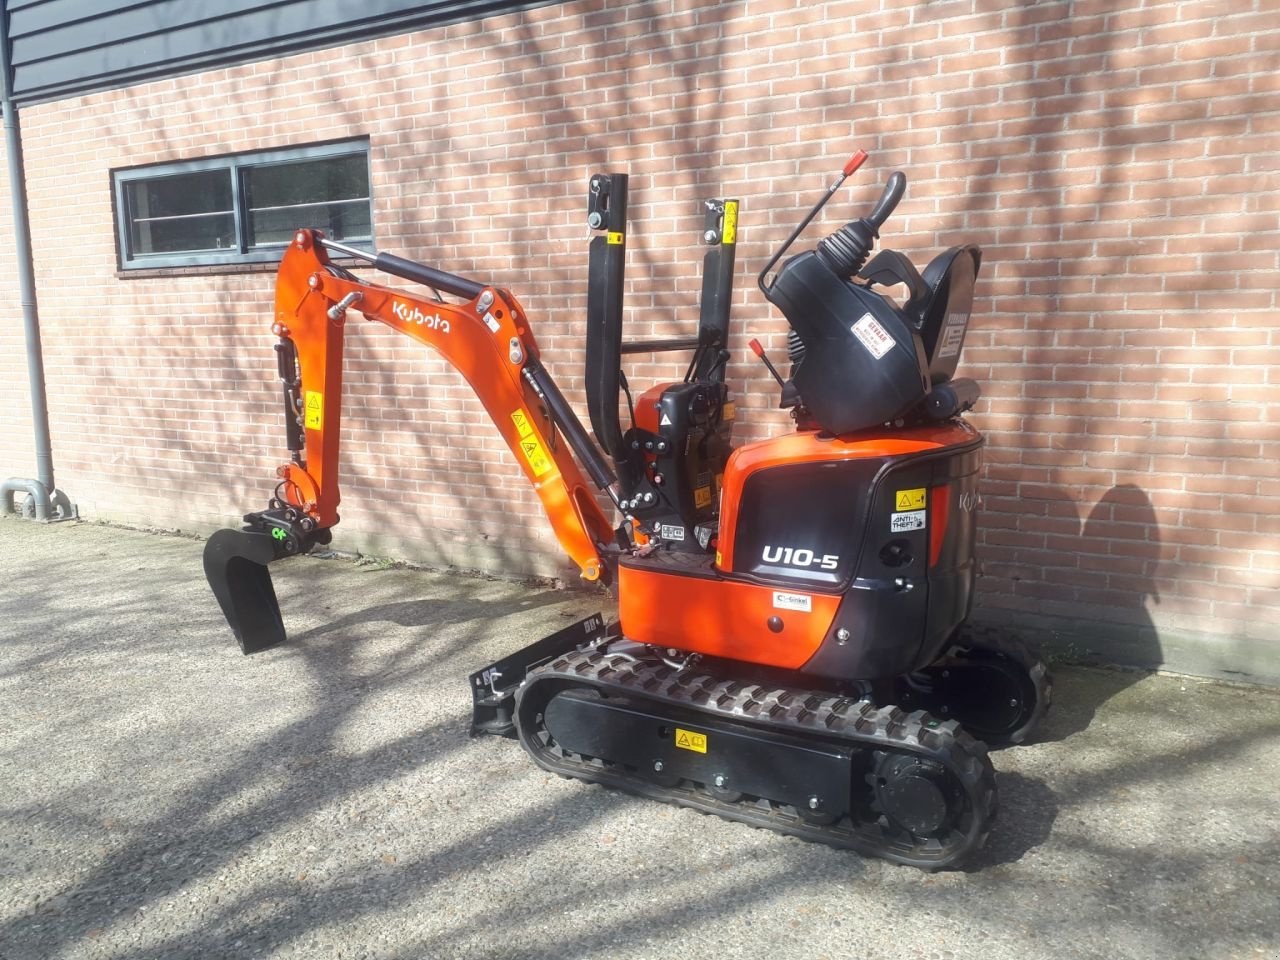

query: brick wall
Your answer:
[3,0,1278,673]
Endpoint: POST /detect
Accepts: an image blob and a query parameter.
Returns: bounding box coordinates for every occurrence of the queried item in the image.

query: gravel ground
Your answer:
[1,519,1278,960]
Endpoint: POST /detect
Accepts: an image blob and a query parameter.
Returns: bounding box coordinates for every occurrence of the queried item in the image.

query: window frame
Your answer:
[111,139,373,271]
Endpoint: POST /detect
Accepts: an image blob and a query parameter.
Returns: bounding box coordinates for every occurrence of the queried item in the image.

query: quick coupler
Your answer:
[202,505,330,654]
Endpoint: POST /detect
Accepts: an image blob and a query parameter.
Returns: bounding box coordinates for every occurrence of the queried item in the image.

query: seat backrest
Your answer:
[917,245,981,385]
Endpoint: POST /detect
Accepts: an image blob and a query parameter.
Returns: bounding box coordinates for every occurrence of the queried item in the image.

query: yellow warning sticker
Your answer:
[675,728,707,754]
[607,231,625,245]
[511,409,534,439]
[722,401,736,421]
[519,436,553,477]
[694,486,712,509]
[722,200,738,245]
[304,391,323,430]
[895,487,927,511]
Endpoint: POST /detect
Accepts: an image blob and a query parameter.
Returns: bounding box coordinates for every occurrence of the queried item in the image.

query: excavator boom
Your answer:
[204,229,618,652]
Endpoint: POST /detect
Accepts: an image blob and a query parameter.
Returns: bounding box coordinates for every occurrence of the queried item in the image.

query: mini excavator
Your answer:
[204,151,1051,868]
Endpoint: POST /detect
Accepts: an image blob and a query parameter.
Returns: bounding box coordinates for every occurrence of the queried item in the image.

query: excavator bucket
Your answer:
[203,527,287,654]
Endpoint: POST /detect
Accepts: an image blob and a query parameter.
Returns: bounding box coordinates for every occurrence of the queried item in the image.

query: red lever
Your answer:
[842,149,869,177]
[748,338,786,388]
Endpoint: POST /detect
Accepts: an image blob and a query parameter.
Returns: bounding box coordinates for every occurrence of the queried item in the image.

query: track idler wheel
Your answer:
[870,752,961,839]
[897,630,1052,748]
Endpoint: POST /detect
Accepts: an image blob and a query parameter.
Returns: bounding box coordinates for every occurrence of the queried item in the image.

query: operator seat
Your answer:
[915,245,982,386]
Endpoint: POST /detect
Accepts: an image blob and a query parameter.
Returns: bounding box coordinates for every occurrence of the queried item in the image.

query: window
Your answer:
[112,140,372,270]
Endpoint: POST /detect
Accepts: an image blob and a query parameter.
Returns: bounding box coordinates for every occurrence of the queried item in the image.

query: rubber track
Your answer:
[514,648,998,869]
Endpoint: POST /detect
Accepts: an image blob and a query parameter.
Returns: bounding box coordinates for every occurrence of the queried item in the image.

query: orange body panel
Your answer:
[272,230,614,581]
[633,382,675,435]
[618,562,843,668]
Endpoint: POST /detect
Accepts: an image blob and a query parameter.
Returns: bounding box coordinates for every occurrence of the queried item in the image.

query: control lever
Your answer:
[758,149,869,295]
[867,172,907,229]
[816,171,908,279]
[749,339,787,389]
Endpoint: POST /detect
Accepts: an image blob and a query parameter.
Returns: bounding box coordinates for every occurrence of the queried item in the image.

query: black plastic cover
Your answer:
[765,250,929,434]
[731,457,884,587]
[798,439,983,680]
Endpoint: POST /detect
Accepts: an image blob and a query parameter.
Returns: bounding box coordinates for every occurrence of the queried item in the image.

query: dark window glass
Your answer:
[125,170,235,255]
[244,154,371,247]
[113,142,372,269]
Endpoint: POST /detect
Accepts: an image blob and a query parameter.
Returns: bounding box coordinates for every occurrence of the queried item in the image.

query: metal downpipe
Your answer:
[1,16,72,521]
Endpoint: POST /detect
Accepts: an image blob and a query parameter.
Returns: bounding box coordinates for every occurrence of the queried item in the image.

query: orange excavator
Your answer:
[204,152,1050,868]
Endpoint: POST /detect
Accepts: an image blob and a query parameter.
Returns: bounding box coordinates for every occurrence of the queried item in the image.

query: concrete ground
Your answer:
[0,519,1277,960]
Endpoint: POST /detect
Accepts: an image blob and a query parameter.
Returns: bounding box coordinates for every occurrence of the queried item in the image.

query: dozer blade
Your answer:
[203,527,287,654]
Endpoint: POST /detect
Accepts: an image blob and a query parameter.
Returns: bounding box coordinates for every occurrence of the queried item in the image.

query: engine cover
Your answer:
[618,423,984,681]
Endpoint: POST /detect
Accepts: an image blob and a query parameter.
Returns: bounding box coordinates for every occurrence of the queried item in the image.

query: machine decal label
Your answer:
[773,591,812,612]
[305,391,323,429]
[607,231,625,245]
[937,312,969,359]
[762,546,840,570]
[511,409,534,439]
[895,488,927,510]
[660,412,673,426]
[659,523,686,541]
[391,300,451,333]
[511,410,552,476]
[891,511,927,532]
[519,437,553,477]
[722,201,738,245]
[694,486,712,508]
[483,311,500,334]
[722,401,736,421]
[675,728,707,753]
[851,313,894,359]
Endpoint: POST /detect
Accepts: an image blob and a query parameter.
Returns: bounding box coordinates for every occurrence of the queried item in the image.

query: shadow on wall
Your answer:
[993,483,1166,742]
[1081,484,1165,670]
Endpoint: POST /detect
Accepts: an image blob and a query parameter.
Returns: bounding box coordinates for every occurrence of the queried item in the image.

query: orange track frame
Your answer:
[270,230,615,582]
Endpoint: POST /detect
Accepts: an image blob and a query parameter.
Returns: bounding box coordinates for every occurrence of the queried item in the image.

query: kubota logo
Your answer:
[392,300,450,333]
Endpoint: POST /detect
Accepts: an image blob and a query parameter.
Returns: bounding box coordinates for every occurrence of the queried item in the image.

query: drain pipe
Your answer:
[0,13,73,521]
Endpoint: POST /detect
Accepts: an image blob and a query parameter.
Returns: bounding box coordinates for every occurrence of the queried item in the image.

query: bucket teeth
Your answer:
[202,527,287,654]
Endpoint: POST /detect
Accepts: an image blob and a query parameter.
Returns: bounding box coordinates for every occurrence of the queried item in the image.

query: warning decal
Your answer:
[722,201,739,245]
[675,728,707,753]
[304,391,323,430]
[851,313,894,360]
[607,231,625,245]
[511,410,552,476]
[511,409,534,439]
[694,486,712,508]
[936,312,969,359]
[519,437,553,477]
[895,487,927,511]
